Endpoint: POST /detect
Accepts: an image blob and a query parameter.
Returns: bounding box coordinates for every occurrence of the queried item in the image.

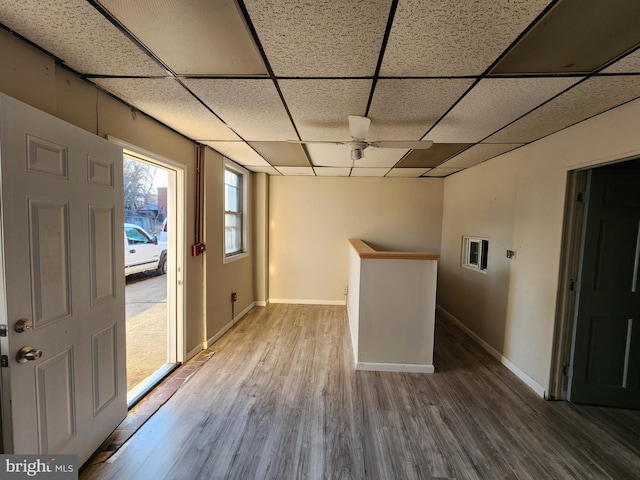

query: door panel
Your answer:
[0,93,127,463]
[570,166,640,408]
[28,199,72,326]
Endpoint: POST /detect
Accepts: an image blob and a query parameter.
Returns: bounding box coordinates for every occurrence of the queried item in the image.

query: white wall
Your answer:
[269,177,444,303]
[439,97,640,393]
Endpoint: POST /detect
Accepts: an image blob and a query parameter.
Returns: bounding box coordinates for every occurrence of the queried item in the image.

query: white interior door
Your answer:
[0,94,127,464]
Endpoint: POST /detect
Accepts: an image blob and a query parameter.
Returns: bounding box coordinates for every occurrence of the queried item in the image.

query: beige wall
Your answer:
[0,29,256,357]
[269,176,444,303]
[439,97,640,392]
[203,151,255,344]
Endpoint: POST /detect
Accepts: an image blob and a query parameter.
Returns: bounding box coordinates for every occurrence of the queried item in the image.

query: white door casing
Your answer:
[0,94,127,464]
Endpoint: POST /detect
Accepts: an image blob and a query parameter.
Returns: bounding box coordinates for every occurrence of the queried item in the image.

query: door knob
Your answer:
[16,346,43,363]
[14,318,32,333]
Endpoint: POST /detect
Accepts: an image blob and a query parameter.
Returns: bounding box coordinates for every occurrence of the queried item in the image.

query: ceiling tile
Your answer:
[487,75,640,143]
[350,168,389,177]
[490,0,640,75]
[428,78,581,143]
[305,144,353,167]
[357,148,410,168]
[368,79,475,141]
[202,141,270,167]
[439,144,522,169]
[385,168,430,177]
[381,0,550,76]
[397,144,471,168]
[0,0,167,76]
[423,168,463,177]
[279,80,372,141]
[185,79,297,140]
[276,167,316,176]
[244,0,393,76]
[99,0,266,75]
[249,142,310,167]
[602,49,640,73]
[315,168,352,177]
[94,78,240,141]
[245,166,282,175]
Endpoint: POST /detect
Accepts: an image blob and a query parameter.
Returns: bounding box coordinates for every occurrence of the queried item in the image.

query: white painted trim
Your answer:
[206,302,256,348]
[356,362,435,373]
[186,345,203,361]
[269,298,346,306]
[206,319,234,349]
[436,305,546,397]
[255,300,269,307]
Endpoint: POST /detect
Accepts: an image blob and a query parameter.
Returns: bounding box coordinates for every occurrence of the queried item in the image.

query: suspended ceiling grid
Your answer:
[1,0,640,177]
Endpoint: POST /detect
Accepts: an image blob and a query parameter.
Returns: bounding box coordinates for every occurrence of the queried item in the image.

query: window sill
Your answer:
[224,251,249,264]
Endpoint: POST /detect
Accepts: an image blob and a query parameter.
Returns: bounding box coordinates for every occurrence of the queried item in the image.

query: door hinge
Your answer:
[577,191,587,203]
[1,355,8,367]
[0,324,7,337]
[563,364,571,376]
[569,279,576,291]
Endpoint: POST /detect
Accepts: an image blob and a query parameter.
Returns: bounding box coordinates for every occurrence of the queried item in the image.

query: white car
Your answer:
[124,223,167,276]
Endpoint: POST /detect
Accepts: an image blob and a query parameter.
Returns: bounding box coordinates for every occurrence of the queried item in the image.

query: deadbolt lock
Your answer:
[14,318,32,333]
[16,346,42,364]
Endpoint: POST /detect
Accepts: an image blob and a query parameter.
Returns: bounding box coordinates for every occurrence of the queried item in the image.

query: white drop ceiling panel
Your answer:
[94,78,240,141]
[381,0,550,76]
[424,168,463,177]
[305,144,353,167]
[428,78,581,143]
[0,0,166,76]
[201,141,270,167]
[385,168,430,177]
[487,75,640,143]
[275,167,316,176]
[357,148,409,168]
[350,168,389,177]
[279,80,372,141]
[315,168,352,177]
[602,49,640,73]
[438,144,522,170]
[185,79,297,141]
[367,79,475,141]
[99,0,266,75]
[244,166,282,175]
[243,0,393,76]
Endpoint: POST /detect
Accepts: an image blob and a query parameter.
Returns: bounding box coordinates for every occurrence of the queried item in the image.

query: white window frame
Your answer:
[462,236,489,273]
[224,159,249,263]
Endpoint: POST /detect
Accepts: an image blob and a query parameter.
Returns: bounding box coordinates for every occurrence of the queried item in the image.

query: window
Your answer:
[462,236,489,272]
[224,161,248,260]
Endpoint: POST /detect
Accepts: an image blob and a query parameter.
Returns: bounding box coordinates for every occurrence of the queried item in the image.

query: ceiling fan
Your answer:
[288,115,433,161]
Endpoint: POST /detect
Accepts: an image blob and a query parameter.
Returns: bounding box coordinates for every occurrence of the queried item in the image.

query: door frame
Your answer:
[549,156,640,400]
[109,137,186,366]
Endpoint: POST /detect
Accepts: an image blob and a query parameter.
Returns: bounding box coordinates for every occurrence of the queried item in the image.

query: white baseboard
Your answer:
[436,305,546,398]
[255,300,269,307]
[356,362,435,373]
[186,344,203,361]
[206,302,256,348]
[269,298,346,306]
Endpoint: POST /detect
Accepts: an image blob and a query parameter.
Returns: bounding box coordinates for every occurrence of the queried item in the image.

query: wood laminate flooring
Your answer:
[81,304,640,480]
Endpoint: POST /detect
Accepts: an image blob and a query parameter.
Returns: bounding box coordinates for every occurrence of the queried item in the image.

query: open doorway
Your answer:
[118,143,186,407]
[550,157,640,409]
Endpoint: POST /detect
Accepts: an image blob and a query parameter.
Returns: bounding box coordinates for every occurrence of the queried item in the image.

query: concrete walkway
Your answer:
[125,272,167,391]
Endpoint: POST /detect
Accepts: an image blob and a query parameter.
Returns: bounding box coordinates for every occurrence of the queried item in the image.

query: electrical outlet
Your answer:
[343,286,348,295]
[231,292,237,302]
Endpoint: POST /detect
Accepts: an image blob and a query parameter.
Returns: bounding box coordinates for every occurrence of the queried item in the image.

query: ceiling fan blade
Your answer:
[369,140,433,149]
[348,115,371,140]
